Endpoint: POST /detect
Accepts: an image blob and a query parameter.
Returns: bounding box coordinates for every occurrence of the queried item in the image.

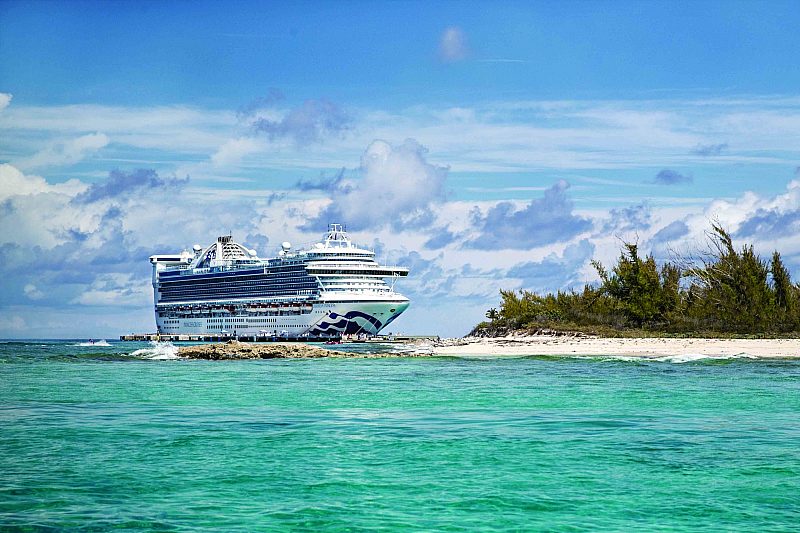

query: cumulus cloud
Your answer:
[388,251,456,301]
[73,168,188,204]
[439,26,469,63]
[691,143,728,156]
[507,239,595,293]
[654,169,693,185]
[251,98,351,146]
[295,168,349,193]
[735,180,800,239]
[0,93,11,112]
[465,180,592,249]
[18,132,109,169]
[0,164,55,200]
[424,226,459,249]
[0,163,86,201]
[23,283,45,300]
[651,220,690,244]
[71,273,150,307]
[304,139,448,232]
[602,202,652,234]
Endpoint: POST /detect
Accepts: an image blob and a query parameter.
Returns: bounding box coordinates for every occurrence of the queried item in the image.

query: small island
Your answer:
[434,225,800,359]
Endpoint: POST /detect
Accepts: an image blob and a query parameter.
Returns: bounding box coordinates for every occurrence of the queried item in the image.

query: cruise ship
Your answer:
[149,224,409,337]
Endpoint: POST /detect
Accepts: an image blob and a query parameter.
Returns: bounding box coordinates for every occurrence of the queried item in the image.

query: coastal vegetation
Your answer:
[475,225,800,337]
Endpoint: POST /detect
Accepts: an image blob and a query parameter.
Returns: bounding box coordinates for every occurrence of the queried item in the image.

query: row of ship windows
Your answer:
[160,282,318,292]
[320,281,386,287]
[161,290,318,298]
[168,271,311,283]
[161,285,316,293]
[160,290,316,302]
[162,280,312,291]
[162,288,317,296]
[161,281,317,292]
[165,318,301,325]
[204,318,300,323]
[205,319,281,328]
[161,280,388,294]
[160,313,309,319]
[204,324,306,330]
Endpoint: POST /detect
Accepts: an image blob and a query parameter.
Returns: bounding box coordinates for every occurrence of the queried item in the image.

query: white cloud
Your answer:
[0,104,234,156]
[439,27,469,63]
[695,179,800,257]
[0,163,52,199]
[0,163,86,201]
[3,96,800,184]
[465,181,593,249]
[211,137,262,167]
[23,284,44,300]
[17,132,109,169]
[306,139,448,231]
[72,273,151,307]
[0,93,11,112]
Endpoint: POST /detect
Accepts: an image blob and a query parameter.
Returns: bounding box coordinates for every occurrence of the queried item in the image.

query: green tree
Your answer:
[685,224,772,332]
[771,251,797,331]
[593,243,673,327]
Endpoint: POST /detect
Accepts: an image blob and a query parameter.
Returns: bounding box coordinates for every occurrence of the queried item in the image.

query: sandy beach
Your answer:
[429,335,800,359]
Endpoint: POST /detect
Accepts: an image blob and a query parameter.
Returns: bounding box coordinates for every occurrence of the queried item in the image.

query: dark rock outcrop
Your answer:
[178,340,349,360]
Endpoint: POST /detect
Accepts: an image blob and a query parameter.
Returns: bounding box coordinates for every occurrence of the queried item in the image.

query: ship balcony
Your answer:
[305,264,409,277]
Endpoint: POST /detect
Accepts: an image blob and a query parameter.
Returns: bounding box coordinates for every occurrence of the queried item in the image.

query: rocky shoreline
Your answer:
[177,340,351,360]
[176,340,435,360]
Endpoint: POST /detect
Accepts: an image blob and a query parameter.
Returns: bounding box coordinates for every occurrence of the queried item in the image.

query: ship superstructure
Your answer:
[149,224,409,337]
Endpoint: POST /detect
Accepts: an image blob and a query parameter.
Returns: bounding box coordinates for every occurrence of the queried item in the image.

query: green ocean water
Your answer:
[1,340,799,531]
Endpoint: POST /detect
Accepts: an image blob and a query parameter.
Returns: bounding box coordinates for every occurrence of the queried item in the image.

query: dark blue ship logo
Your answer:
[309,311,383,335]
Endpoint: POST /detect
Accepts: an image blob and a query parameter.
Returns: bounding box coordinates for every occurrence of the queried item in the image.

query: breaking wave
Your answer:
[75,340,112,347]
[576,352,762,364]
[651,353,760,363]
[130,341,180,360]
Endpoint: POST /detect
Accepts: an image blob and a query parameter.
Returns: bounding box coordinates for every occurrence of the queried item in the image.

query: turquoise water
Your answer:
[1,340,799,531]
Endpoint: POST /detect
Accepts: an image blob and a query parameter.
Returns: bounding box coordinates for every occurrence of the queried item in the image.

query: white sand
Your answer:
[429,335,800,359]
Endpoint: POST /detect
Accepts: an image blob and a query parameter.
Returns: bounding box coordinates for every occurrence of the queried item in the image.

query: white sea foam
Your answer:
[130,341,180,360]
[581,352,760,363]
[76,339,112,347]
[651,352,758,363]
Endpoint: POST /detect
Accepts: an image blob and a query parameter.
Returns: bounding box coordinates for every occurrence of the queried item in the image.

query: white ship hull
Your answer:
[156,297,409,337]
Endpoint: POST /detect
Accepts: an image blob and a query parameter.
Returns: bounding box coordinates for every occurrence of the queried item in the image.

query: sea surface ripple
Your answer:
[1,340,799,531]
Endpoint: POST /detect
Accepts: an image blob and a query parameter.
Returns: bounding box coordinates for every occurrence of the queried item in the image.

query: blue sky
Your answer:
[1,0,800,337]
